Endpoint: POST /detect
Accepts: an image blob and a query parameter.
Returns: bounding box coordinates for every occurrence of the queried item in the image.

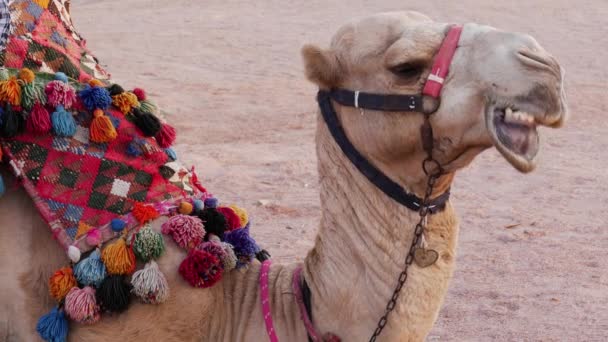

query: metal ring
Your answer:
[422,95,441,114]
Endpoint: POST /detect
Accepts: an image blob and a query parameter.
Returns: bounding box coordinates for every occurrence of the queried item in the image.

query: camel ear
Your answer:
[301,44,342,89]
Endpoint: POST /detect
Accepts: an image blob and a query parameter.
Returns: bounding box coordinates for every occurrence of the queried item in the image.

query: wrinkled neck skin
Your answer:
[303,113,460,341]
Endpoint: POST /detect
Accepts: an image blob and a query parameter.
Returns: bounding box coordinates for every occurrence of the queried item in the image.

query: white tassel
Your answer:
[131,261,169,304]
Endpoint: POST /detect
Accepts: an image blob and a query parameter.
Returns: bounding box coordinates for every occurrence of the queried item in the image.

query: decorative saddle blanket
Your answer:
[0,2,267,341]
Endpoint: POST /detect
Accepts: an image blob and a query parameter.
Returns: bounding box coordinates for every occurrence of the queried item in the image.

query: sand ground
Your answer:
[71,0,608,340]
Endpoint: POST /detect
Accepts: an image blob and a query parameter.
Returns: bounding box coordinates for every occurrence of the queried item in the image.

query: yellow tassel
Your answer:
[32,0,50,9]
[112,92,139,114]
[90,109,117,143]
[101,238,136,275]
[88,79,104,87]
[229,204,249,227]
[49,267,77,301]
[18,68,35,84]
[0,77,22,106]
[75,222,93,239]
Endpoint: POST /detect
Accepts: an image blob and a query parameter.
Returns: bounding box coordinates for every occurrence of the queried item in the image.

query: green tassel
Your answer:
[133,225,165,262]
[21,82,46,110]
[138,100,158,115]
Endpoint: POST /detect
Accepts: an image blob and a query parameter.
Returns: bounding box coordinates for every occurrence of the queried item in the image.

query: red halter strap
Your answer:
[422,25,463,98]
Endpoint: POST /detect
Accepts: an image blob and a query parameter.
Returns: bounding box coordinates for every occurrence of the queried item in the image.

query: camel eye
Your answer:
[389,62,425,79]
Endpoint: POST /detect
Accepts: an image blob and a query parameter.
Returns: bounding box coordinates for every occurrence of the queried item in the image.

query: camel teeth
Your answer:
[503,107,535,126]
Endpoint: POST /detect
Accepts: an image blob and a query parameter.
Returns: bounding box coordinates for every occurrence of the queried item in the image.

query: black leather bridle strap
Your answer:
[328,89,424,112]
[318,90,449,213]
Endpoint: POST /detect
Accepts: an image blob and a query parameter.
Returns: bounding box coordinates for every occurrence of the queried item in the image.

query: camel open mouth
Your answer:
[485,103,541,173]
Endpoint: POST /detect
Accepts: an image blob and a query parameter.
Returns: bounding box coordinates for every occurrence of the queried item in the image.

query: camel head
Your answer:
[303,12,567,192]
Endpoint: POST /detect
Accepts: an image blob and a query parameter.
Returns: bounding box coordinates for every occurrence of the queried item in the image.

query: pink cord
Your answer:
[260,260,279,342]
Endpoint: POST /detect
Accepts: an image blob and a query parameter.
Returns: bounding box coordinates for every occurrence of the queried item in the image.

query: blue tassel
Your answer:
[36,306,68,342]
[0,175,5,197]
[51,106,76,137]
[193,199,204,211]
[204,197,218,209]
[224,224,259,268]
[164,148,177,161]
[54,72,69,83]
[78,85,112,111]
[110,218,126,232]
[73,249,106,287]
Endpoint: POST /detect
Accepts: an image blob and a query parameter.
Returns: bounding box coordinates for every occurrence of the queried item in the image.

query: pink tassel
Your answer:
[26,103,51,133]
[85,228,102,246]
[64,287,100,324]
[155,123,176,148]
[45,80,77,109]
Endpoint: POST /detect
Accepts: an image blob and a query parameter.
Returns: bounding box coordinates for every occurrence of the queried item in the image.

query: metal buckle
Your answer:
[421,95,441,114]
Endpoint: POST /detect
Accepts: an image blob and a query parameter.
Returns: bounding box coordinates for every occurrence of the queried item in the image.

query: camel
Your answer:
[0,6,567,342]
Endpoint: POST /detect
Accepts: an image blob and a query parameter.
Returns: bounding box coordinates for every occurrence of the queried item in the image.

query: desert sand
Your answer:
[70,0,607,340]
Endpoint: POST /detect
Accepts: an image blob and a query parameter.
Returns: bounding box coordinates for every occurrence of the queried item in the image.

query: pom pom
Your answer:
[51,105,76,137]
[155,123,176,148]
[54,72,69,83]
[21,82,45,110]
[224,225,259,268]
[90,109,117,143]
[229,204,249,228]
[110,218,126,232]
[132,108,161,137]
[138,99,158,114]
[107,84,124,96]
[161,214,205,249]
[96,275,131,313]
[0,105,25,138]
[133,225,165,262]
[197,241,237,271]
[78,85,112,111]
[89,79,104,87]
[18,68,35,83]
[26,102,51,133]
[48,267,77,301]
[193,199,204,212]
[132,202,160,224]
[64,286,100,324]
[178,201,193,215]
[85,228,102,246]
[101,238,136,275]
[0,77,22,106]
[112,91,139,114]
[204,197,218,209]
[164,148,177,161]
[0,68,9,80]
[199,208,227,240]
[67,245,81,263]
[132,88,146,101]
[217,207,241,231]
[36,306,68,342]
[131,261,169,304]
[73,249,106,287]
[178,249,223,288]
[45,80,77,109]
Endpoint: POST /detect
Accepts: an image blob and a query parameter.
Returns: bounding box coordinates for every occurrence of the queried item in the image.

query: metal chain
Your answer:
[368,114,443,342]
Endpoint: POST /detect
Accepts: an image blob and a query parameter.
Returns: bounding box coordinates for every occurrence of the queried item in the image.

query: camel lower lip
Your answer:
[493,107,539,159]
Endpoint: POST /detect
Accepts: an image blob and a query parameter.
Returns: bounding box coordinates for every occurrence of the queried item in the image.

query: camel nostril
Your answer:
[516,49,557,73]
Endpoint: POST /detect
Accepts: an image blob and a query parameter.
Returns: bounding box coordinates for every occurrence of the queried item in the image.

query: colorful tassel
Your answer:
[96,275,131,313]
[224,225,259,268]
[107,84,124,96]
[64,286,100,324]
[112,92,139,114]
[48,267,77,301]
[101,238,136,275]
[229,204,249,228]
[217,206,241,231]
[89,109,117,143]
[131,260,169,304]
[155,123,176,148]
[132,202,160,224]
[18,68,35,83]
[85,228,102,246]
[36,306,68,342]
[26,102,51,133]
[21,82,45,110]
[164,148,177,161]
[198,207,227,240]
[89,79,104,87]
[110,218,126,232]
[161,214,206,250]
[67,245,81,263]
[0,105,24,137]
[54,72,69,83]
[178,201,193,215]
[73,249,106,287]
[178,249,223,288]
[197,241,237,271]
[132,108,161,137]
[0,77,22,106]
[0,68,9,80]
[132,88,146,101]
[193,199,204,212]
[138,99,158,114]
[78,85,112,111]
[133,225,165,262]
[45,80,77,109]
[204,197,218,208]
[51,105,76,137]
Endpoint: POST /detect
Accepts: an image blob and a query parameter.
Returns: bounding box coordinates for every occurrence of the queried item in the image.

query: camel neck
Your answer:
[302,114,455,340]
